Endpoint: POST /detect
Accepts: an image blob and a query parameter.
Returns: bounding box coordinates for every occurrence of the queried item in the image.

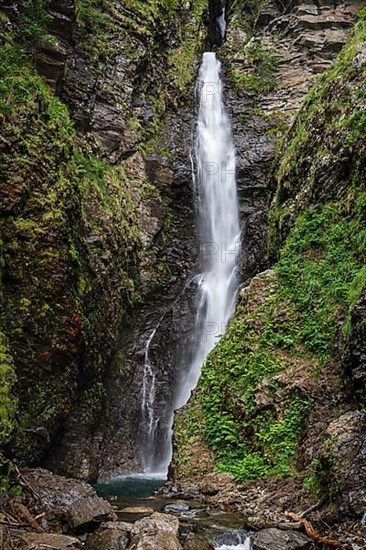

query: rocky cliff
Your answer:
[0,0,208,482]
[171,0,366,543]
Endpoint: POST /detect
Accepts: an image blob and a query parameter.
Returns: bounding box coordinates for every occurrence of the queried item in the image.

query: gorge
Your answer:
[1,0,366,549]
[139,49,241,477]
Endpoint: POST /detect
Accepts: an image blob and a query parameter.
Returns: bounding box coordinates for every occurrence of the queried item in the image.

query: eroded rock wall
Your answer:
[0,0,208,481]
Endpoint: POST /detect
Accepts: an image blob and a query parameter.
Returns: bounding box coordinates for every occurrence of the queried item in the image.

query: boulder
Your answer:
[17,532,81,550]
[199,472,235,495]
[131,512,179,537]
[23,468,117,532]
[129,512,182,550]
[128,530,182,550]
[317,411,366,516]
[85,521,131,550]
[252,528,312,549]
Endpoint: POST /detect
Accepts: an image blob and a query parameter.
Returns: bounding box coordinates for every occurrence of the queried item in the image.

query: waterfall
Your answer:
[213,531,251,550]
[217,8,226,39]
[140,326,159,473]
[175,51,241,409]
[139,51,240,475]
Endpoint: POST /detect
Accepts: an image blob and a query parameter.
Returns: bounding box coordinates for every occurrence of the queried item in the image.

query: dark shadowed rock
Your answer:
[252,528,312,550]
[317,411,366,516]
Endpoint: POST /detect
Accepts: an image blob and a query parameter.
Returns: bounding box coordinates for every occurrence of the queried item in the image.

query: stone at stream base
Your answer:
[22,468,117,533]
[199,472,236,495]
[251,528,312,550]
[85,521,131,550]
[129,512,182,550]
[16,532,81,550]
[122,506,155,514]
[183,533,212,550]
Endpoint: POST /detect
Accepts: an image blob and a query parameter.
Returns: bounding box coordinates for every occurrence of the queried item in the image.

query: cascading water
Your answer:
[140,326,159,473]
[139,50,240,475]
[213,531,251,550]
[217,7,227,39]
[175,51,241,408]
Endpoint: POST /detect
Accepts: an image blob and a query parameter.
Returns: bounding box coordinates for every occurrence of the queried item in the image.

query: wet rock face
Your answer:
[0,0,207,479]
[316,411,366,517]
[62,51,135,157]
[46,104,199,479]
[346,288,366,396]
[35,0,75,92]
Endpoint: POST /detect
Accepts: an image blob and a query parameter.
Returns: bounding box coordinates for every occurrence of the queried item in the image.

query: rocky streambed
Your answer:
[2,468,365,550]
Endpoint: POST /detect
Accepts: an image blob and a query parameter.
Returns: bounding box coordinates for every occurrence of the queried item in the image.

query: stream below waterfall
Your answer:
[95,478,251,549]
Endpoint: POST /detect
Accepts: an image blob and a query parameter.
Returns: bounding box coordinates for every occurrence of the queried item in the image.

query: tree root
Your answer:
[288,513,348,548]
[9,502,44,534]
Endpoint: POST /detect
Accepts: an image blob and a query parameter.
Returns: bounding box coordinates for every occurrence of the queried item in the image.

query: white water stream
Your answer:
[213,530,251,549]
[176,51,240,408]
[214,541,251,550]
[141,325,159,472]
[217,7,227,39]
[140,51,240,476]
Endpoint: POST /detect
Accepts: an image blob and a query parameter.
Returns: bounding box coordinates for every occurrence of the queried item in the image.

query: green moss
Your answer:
[0,34,143,458]
[276,201,366,361]
[197,194,366,483]
[303,459,323,496]
[168,0,207,95]
[230,40,278,94]
[13,0,55,51]
[0,457,21,495]
[0,332,17,447]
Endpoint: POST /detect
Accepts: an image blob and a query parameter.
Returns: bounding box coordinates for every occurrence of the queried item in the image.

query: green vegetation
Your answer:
[168,0,207,95]
[0,29,142,457]
[276,200,366,360]
[228,0,271,35]
[231,40,277,94]
[196,198,365,484]
[0,331,17,449]
[14,0,55,51]
[196,271,315,483]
